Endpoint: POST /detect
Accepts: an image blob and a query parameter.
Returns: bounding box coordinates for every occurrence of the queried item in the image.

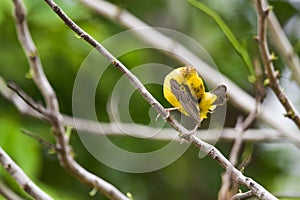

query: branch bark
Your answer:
[267,10,300,85]
[255,0,300,129]
[11,0,130,199]
[0,147,53,200]
[0,181,24,200]
[12,0,59,113]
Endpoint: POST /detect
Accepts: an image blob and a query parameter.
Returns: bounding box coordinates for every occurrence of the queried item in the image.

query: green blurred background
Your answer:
[1,0,300,199]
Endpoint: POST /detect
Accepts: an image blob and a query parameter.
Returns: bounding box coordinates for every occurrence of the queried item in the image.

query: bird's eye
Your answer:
[179,85,185,91]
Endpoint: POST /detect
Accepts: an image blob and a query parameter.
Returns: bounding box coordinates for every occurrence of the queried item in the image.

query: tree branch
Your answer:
[0,76,44,119]
[255,0,300,129]
[218,113,258,200]
[7,82,49,117]
[267,9,300,86]
[11,0,130,199]
[185,134,277,200]
[0,181,24,200]
[219,60,266,199]
[0,147,53,200]
[40,0,278,199]
[12,0,59,113]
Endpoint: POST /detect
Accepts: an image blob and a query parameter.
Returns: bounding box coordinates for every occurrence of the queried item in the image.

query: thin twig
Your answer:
[41,0,278,199]
[219,58,265,200]
[255,0,300,129]
[229,59,265,169]
[267,10,300,86]
[0,181,24,200]
[7,82,49,117]
[44,0,167,120]
[21,129,56,149]
[0,147,53,200]
[12,0,130,199]
[12,0,59,113]
[0,77,44,119]
[218,110,259,200]
[231,110,258,166]
[185,134,277,200]
[219,111,259,199]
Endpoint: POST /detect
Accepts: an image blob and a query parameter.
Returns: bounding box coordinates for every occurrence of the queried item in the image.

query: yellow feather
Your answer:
[163,65,226,125]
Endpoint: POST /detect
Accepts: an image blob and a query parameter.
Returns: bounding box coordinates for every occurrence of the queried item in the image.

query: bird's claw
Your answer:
[155,107,179,121]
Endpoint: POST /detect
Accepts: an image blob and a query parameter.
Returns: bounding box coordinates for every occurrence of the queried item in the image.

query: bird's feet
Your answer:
[155,107,179,121]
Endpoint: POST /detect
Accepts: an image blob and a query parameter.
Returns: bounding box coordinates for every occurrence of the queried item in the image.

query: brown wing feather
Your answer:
[170,78,201,125]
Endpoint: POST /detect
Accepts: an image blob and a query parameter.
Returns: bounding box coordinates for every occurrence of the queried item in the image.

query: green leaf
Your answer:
[188,0,255,79]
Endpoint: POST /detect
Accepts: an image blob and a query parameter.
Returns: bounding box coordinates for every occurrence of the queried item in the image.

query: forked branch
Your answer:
[255,0,300,129]
[12,0,130,199]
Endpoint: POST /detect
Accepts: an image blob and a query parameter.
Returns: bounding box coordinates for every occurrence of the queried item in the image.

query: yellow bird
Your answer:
[163,65,227,132]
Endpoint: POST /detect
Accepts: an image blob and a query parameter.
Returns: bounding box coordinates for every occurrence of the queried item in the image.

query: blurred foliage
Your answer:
[1,0,300,199]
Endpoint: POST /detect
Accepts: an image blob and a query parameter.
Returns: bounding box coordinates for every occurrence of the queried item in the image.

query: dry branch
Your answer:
[11,0,130,199]
[255,0,300,129]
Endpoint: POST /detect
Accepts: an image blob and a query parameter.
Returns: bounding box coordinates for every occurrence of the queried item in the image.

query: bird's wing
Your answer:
[210,85,228,106]
[170,78,201,125]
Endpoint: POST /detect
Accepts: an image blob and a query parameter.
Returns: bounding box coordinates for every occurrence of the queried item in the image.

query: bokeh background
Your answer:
[1,0,300,199]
